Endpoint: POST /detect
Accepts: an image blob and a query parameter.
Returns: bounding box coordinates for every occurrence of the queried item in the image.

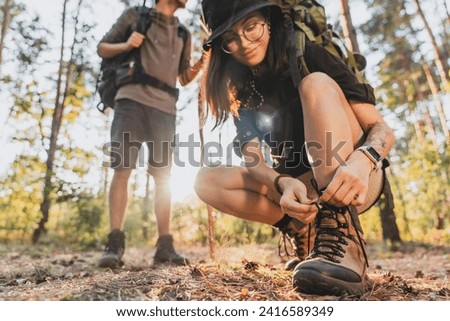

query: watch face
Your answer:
[367,147,382,161]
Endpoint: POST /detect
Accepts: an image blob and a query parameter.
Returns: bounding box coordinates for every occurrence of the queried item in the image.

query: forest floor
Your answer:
[0,241,449,301]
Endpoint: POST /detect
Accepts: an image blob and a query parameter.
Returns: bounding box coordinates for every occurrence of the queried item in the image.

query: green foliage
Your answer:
[359,207,383,242]
[389,140,450,244]
[0,155,45,240]
[55,194,108,247]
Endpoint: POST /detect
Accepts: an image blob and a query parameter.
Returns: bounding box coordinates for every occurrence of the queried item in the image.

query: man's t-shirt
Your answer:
[100,7,191,115]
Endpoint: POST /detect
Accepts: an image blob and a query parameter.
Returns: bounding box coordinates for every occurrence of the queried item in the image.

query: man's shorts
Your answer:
[109,99,176,179]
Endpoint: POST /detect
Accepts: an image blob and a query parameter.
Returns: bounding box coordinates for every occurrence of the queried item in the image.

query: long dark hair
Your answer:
[202,8,288,128]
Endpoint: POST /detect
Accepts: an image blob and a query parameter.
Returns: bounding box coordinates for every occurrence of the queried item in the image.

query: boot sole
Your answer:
[293,268,364,296]
[98,257,122,269]
[284,258,302,271]
[153,258,190,266]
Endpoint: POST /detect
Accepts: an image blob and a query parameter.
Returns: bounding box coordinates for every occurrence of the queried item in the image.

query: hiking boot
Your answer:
[292,204,369,296]
[279,218,315,270]
[153,234,189,266]
[98,229,125,268]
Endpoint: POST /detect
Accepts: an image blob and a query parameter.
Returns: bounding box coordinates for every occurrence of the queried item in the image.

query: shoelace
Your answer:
[278,222,312,258]
[310,179,369,267]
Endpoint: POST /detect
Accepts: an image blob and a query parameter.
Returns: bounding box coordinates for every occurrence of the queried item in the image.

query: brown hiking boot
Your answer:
[153,234,189,266]
[98,229,125,268]
[279,218,315,270]
[292,204,369,295]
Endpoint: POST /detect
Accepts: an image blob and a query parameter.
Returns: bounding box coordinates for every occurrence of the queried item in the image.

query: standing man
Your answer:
[97,0,203,268]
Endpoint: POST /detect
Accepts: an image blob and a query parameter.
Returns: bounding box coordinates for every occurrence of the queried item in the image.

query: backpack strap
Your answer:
[130,6,182,99]
[285,14,304,88]
[177,24,188,71]
[136,5,151,34]
[133,73,180,99]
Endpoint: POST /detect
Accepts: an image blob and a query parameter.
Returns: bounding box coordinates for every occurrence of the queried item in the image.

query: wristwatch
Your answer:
[356,146,382,170]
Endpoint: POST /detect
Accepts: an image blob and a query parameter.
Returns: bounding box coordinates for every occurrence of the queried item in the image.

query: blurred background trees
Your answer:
[0,0,448,249]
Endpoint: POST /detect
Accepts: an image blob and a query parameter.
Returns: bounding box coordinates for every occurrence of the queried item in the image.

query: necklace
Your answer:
[244,79,265,110]
[251,65,261,76]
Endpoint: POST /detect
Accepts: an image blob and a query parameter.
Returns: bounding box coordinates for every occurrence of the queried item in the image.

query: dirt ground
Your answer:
[0,241,448,301]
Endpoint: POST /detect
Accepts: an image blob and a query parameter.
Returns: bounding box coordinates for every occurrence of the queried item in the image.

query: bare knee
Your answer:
[299,72,334,94]
[151,168,171,188]
[299,72,341,107]
[194,167,215,199]
[112,168,133,183]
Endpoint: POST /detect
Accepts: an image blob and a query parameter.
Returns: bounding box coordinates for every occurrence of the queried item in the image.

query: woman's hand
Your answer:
[320,150,373,207]
[278,177,318,224]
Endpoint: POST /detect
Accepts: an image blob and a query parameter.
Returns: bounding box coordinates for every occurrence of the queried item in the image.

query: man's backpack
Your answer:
[269,0,367,87]
[96,5,188,113]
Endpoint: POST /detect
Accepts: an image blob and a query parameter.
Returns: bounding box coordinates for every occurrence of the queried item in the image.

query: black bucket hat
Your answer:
[202,0,282,48]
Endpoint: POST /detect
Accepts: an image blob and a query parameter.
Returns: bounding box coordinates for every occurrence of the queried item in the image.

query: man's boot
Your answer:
[292,204,369,295]
[153,234,189,266]
[98,229,125,268]
[279,218,316,270]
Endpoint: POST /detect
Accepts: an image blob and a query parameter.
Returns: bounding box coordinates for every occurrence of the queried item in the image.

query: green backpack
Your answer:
[270,0,367,86]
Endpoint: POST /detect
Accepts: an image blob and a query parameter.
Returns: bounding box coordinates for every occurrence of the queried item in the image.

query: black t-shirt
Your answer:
[233,41,376,177]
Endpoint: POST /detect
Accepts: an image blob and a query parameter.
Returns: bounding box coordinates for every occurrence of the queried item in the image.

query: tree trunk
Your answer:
[0,0,12,69]
[413,120,426,144]
[33,0,84,243]
[421,59,450,143]
[432,170,449,231]
[438,0,450,65]
[423,107,439,149]
[339,0,360,53]
[401,80,425,144]
[412,75,439,148]
[436,166,450,230]
[387,151,412,238]
[378,174,401,244]
[413,0,449,88]
[444,0,450,22]
[33,0,69,244]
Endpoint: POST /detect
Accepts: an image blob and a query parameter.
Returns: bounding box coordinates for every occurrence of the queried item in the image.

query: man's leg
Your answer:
[145,107,189,265]
[109,168,133,231]
[153,174,171,236]
[99,99,143,268]
[151,169,189,266]
[98,169,132,268]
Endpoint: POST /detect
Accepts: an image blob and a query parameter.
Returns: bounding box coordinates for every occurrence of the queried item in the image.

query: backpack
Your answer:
[269,0,367,87]
[96,5,188,113]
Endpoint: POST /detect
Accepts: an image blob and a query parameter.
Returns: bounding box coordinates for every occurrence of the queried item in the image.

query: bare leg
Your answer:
[150,171,189,265]
[109,168,133,230]
[299,72,363,189]
[99,168,131,268]
[294,73,372,296]
[153,175,171,236]
[195,166,284,225]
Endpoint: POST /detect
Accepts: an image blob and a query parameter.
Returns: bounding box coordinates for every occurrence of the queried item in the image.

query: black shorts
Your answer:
[109,99,175,179]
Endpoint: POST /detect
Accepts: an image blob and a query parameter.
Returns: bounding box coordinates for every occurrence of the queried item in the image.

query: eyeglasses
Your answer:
[221,20,267,54]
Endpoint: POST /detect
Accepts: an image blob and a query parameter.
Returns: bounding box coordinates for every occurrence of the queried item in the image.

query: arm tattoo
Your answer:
[364,121,394,158]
